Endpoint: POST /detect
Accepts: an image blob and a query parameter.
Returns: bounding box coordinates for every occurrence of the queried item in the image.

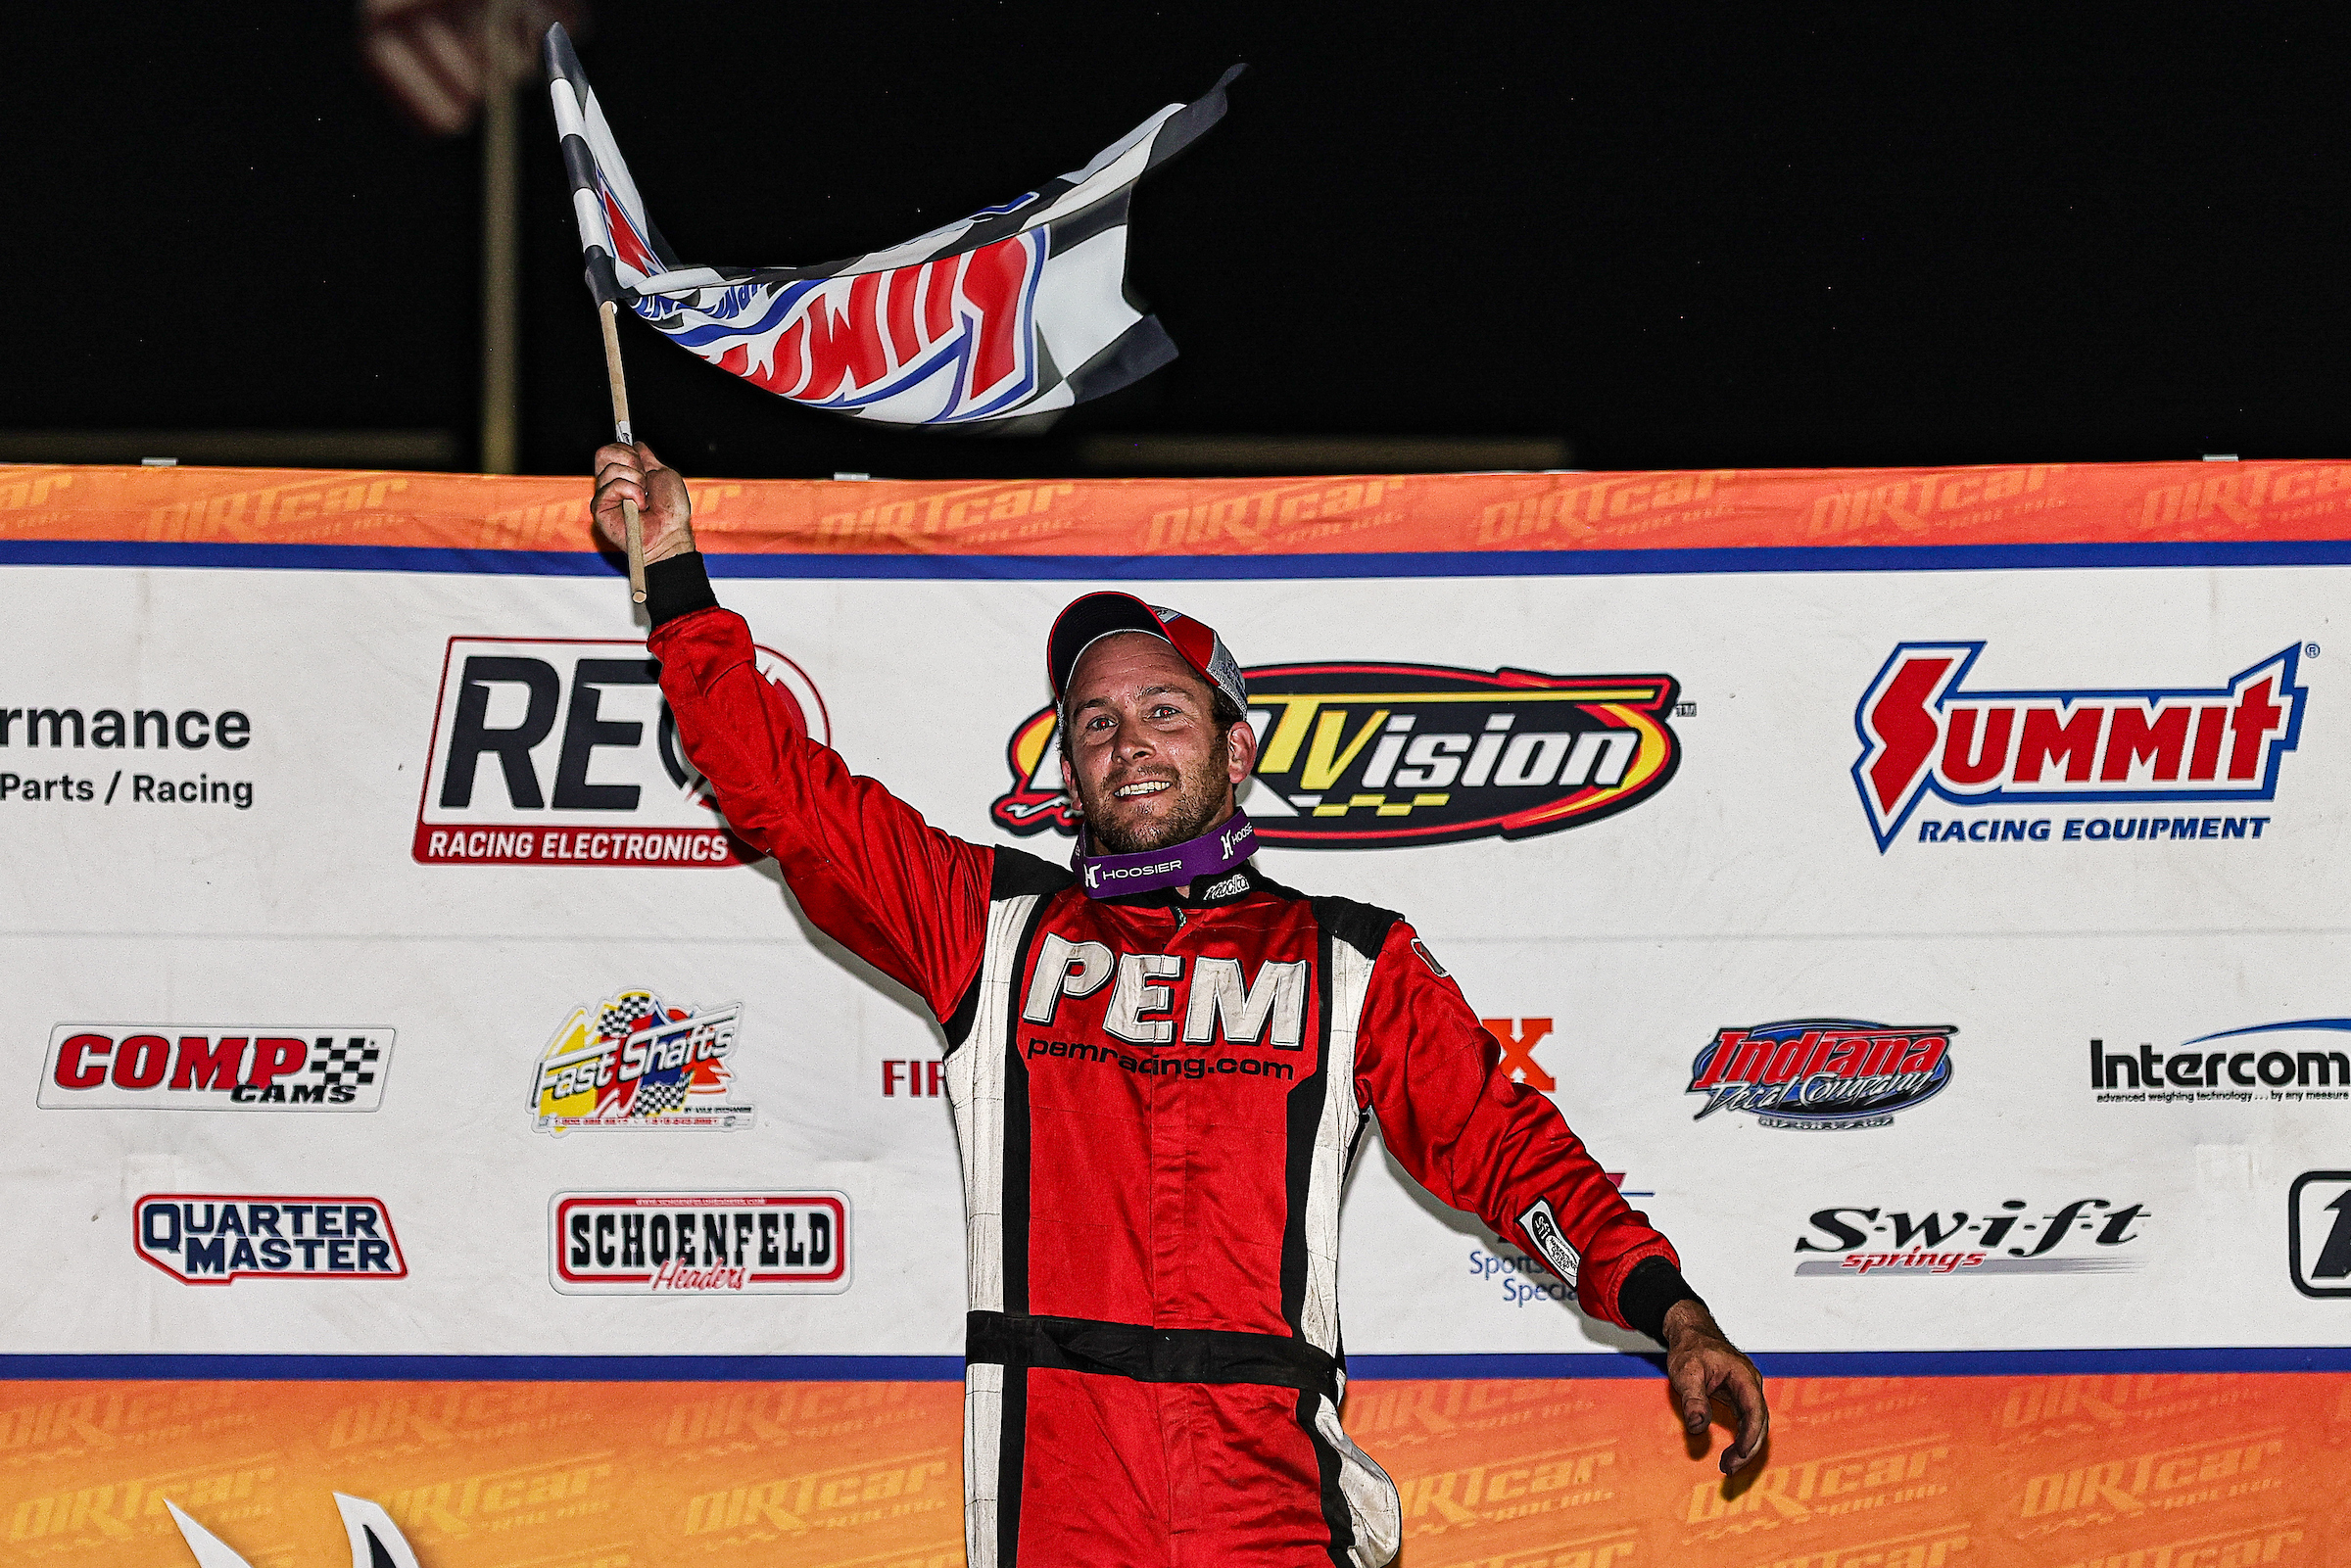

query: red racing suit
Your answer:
[646,559,1696,1568]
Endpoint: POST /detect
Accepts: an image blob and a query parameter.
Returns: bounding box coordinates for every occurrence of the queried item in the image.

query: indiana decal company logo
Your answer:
[551,1192,849,1295]
[993,661,1680,846]
[1853,642,2305,851]
[415,636,826,867]
[134,1196,407,1283]
[1688,1020,1955,1130]
[171,1494,417,1568]
[1794,1197,2147,1276]
[530,989,751,1133]
[39,1026,391,1111]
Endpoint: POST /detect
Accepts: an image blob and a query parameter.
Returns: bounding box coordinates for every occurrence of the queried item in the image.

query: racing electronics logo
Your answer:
[171,1493,418,1568]
[994,661,1680,846]
[415,636,827,867]
[552,1192,850,1294]
[39,1026,391,1110]
[530,989,751,1133]
[2289,1171,2351,1297]
[1795,1197,2147,1276]
[135,1196,407,1283]
[1853,642,2304,850]
[1688,1020,1954,1130]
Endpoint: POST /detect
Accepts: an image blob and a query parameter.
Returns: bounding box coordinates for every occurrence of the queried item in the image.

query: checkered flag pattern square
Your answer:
[308,1036,383,1088]
[631,1078,691,1117]
[598,992,663,1039]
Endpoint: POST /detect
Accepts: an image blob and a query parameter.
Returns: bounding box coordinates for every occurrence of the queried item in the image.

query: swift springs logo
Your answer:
[415,636,826,867]
[551,1193,849,1295]
[529,989,751,1133]
[39,1026,391,1110]
[1687,1021,1955,1130]
[134,1196,407,1283]
[1794,1197,2148,1276]
[993,661,1680,846]
[1853,642,2305,850]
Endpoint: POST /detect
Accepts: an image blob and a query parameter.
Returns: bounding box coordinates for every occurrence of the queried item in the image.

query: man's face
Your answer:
[1058,632,1257,855]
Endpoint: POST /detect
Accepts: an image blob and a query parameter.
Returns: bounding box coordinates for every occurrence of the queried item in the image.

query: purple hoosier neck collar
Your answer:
[1074,812,1256,898]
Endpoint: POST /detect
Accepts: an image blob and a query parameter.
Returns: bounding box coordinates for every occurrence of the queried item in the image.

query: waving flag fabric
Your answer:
[544,25,1236,432]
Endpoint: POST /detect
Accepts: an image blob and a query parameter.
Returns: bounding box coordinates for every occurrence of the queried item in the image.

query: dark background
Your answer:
[13,4,2348,478]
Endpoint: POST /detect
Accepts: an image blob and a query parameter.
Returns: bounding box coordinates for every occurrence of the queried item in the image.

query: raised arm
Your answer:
[593,444,991,1020]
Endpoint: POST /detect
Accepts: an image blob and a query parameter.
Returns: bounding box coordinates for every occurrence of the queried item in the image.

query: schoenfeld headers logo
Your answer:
[415,636,826,868]
[994,661,1680,846]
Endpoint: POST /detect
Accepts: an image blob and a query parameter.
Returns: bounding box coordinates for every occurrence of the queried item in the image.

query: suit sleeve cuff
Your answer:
[1617,1256,1703,1347]
[644,551,720,628]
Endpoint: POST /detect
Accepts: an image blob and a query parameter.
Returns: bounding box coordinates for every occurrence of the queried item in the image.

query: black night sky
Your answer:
[14,5,2349,479]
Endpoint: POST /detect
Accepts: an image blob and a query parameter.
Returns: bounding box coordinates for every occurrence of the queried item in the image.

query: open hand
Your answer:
[1662,1298,1769,1474]
[592,442,696,564]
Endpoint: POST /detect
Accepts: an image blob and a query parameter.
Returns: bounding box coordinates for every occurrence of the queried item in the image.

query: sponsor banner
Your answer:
[39,1026,391,1111]
[1687,1021,1954,1131]
[529,990,750,1134]
[2091,1022,2351,1104]
[550,1193,850,1295]
[1792,1198,2149,1277]
[2289,1172,2351,1298]
[132,1197,406,1284]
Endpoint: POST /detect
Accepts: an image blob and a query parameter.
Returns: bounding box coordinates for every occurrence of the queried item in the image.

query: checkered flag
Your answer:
[597,991,663,1040]
[307,1036,382,1089]
[630,1078,691,1117]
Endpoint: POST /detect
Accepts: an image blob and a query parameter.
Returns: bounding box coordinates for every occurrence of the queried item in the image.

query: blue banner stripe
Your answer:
[6,1346,2349,1381]
[7,539,2351,580]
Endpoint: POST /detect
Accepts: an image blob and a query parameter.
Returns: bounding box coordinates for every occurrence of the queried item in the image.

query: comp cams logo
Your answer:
[1794,1196,2147,1276]
[551,1192,849,1295]
[40,1026,390,1110]
[530,988,751,1133]
[2092,1021,2351,1102]
[135,1196,407,1283]
[993,661,1680,846]
[1853,642,2304,851]
[1687,1020,1954,1130]
[415,636,826,867]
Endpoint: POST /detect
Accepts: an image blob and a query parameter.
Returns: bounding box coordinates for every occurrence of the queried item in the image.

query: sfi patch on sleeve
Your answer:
[1411,938,1450,977]
[1518,1198,1581,1286]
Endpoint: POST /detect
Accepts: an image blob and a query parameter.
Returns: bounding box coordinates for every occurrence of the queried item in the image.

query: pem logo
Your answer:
[1854,642,2304,851]
[40,1025,391,1111]
[995,661,1680,846]
[135,1196,407,1284]
[415,636,826,867]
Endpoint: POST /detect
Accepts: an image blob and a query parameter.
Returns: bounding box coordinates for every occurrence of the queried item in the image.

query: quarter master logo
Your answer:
[39,1025,391,1110]
[994,660,1680,846]
[530,988,752,1133]
[135,1195,407,1283]
[551,1192,849,1294]
[415,635,827,867]
[1794,1196,2147,1276]
[1853,641,2304,851]
[1687,1020,1954,1130]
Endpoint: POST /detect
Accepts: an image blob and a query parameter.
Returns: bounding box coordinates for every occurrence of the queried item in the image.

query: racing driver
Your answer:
[592,444,1768,1568]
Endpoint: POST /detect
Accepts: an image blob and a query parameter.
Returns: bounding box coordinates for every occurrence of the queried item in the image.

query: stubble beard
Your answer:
[1078,761,1229,855]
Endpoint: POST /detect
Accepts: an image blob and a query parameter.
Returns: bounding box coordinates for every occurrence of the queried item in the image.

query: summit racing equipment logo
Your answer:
[135,1196,407,1283]
[1853,642,2304,850]
[415,636,826,867]
[1688,1020,1953,1130]
[993,661,1680,846]
[39,1025,391,1110]
[551,1192,849,1295]
[1794,1196,2148,1276]
[531,989,751,1133]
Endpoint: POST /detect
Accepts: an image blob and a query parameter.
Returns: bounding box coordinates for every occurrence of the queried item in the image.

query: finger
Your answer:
[635,441,665,470]
[1673,1374,1711,1438]
[592,442,640,472]
[1718,1369,1769,1473]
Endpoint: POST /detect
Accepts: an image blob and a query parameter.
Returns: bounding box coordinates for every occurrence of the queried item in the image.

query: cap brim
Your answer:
[1048,592,1176,698]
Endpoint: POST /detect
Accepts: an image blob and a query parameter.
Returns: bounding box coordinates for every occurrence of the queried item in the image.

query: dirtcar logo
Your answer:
[415,636,826,867]
[1794,1197,2147,1276]
[170,1493,418,1568]
[552,1192,849,1294]
[1688,1020,1954,1131]
[135,1196,407,1283]
[531,989,751,1134]
[994,661,1679,846]
[1854,642,2304,851]
[39,1025,391,1111]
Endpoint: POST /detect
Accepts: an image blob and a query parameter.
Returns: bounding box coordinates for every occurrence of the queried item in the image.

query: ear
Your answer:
[1223,712,1258,786]
[1058,752,1082,818]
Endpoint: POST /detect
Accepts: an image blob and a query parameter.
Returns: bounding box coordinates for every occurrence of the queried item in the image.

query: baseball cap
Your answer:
[1048,592,1248,714]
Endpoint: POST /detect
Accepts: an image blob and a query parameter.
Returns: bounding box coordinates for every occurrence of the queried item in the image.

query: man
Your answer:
[592,445,1768,1568]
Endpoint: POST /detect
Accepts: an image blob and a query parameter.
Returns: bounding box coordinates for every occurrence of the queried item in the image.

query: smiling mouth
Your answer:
[1111,780,1174,800]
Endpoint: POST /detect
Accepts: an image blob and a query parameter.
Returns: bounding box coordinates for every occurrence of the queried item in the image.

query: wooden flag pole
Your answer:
[597,299,648,603]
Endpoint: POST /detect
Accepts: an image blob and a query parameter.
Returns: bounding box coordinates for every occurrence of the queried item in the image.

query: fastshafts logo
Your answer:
[1688,1020,1953,1131]
[1854,642,2304,850]
[530,989,750,1133]
[551,1193,849,1294]
[994,660,1680,846]
[40,1026,391,1111]
[1794,1197,2147,1276]
[415,636,826,867]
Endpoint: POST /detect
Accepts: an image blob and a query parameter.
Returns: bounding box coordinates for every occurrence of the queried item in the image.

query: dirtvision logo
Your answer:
[994,661,1680,846]
[1854,642,2305,851]
[1688,1020,1954,1130]
[530,988,751,1134]
[134,1196,407,1284]
[40,1026,390,1111]
[552,1192,849,1295]
[2092,1020,2351,1103]
[415,636,826,867]
[1795,1197,2147,1277]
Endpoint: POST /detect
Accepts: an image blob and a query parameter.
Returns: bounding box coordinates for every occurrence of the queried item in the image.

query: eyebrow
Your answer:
[1071,682,1200,714]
